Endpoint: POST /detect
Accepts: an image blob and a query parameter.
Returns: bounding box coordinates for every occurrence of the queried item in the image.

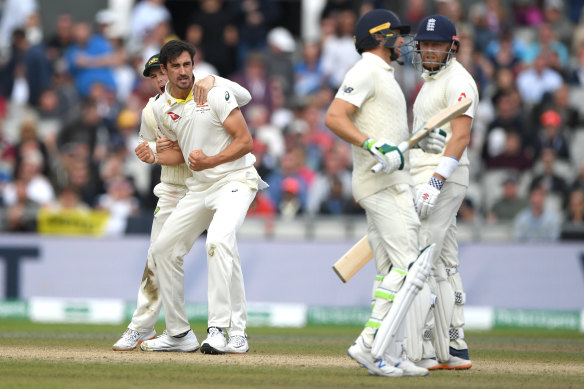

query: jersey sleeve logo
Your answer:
[225,91,230,101]
[168,112,180,121]
[342,85,354,94]
[457,92,467,102]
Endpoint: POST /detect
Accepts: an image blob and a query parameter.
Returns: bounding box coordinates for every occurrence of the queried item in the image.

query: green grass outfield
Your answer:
[0,320,583,388]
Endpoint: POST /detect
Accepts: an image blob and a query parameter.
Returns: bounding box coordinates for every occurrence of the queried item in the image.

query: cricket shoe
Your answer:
[393,358,429,377]
[435,355,472,370]
[415,357,440,370]
[140,329,200,352]
[200,327,227,354]
[112,328,156,351]
[347,336,403,377]
[226,334,249,354]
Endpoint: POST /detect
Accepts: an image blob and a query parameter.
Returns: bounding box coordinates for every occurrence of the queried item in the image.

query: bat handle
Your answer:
[370,141,410,174]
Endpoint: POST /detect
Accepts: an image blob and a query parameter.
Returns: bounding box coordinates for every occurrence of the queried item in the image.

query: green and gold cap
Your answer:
[143,54,161,77]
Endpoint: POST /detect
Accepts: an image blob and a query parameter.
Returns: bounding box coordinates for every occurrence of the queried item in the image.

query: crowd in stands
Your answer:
[1,0,584,241]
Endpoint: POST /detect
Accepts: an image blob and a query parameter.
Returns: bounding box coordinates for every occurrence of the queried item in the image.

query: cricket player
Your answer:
[112,53,252,351]
[139,40,265,355]
[406,15,478,370]
[325,9,445,377]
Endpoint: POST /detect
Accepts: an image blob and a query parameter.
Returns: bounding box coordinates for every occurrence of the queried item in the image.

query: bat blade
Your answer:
[371,97,472,173]
[332,236,373,283]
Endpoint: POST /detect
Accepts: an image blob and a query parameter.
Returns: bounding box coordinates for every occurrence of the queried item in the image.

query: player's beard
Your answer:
[176,73,193,90]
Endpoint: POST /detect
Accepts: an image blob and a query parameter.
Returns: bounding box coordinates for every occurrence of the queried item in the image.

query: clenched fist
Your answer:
[188,149,213,171]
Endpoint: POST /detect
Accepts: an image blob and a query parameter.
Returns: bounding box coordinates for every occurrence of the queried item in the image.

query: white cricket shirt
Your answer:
[335,52,411,202]
[409,59,479,187]
[139,96,191,186]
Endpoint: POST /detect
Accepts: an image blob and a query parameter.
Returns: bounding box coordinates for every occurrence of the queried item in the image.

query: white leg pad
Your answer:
[447,268,468,350]
[371,244,435,359]
[433,263,455,362]
[405,282,431,362]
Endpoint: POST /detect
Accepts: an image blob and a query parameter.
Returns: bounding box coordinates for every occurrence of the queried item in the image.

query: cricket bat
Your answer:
[332,236,373,283]
[371,97,472,173]
[334,98,472,282]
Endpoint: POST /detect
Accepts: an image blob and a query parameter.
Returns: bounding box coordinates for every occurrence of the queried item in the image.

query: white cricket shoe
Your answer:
[415,358,440,370]
[226,335,249,354]
[140,329,200,352]
[394,358,429,377]
[347,336,403,377]
[112,328,156,351]
[435,355,472,370]
[200,327,227,354]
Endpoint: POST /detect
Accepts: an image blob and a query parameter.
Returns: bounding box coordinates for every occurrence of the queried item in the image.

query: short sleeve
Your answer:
[334,64,374,108]
[444,76,479,119]
[208,86,239,124]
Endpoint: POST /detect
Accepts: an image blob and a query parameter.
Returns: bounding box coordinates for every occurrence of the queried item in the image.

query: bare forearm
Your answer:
[207,136,252,167]
[325,112,367,146]
[157,149,185,166]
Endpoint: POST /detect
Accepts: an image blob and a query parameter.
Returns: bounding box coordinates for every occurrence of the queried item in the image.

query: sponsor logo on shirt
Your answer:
[168,112,180,120]
[225,91,230,101]
[342,86,354,94]
[458,92,467,102]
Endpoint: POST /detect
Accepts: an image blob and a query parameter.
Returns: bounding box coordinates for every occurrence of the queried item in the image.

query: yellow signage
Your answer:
[38,209,110,236]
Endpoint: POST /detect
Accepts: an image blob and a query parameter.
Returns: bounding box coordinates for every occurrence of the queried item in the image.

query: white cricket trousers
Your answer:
[150,178,257,337]
[130,183,186,333]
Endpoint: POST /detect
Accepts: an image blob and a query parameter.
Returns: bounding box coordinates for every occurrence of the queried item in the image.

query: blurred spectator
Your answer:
[96,175,139,236]
[232,52,272,113]
[247,191,276,216]
[57,99,106,161]
[300,99,335,170]
[320,8,360,89]
[514,182,561,241]
[469,2,498,54]
[0,119,16,182]
[265,27,295,98]
[543,0,573,50]
[48,185,90,212]
[404,0,428,25]
[65,22,117,97]
[2,178,40,232]
[265,148,311,209]
[192,47,218,81]
[0,0,37,55]
[13,116,50,177]
[568,45,584,86]
[129,0,171,51]
[570,163,584,193]
[516,53,563,106]
[247,104,285,161]
[46,13,74,66]
[484,131,533,171]
[187,0,237,77]
[279,176,303,219]
[535,110,570,161]
[457,197,477,223]
[523,22,569,68]
[2,150,54,207]
[294,40,323,97]
[512,0,544,26]
[485,28,524,70]
[0,28,51,107]
[229,0,281,68]
[530,147,570,200]
[488,172,529,222]
[564,188,584,223]
[307,149,351,214]
[534,84,580,130]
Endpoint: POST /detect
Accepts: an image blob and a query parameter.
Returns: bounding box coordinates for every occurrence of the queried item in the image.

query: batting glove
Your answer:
[362,138,404,174]
[415,177,444,218]
[418,129,447,154]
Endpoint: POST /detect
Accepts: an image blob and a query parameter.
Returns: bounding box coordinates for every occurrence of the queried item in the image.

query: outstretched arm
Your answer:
[193,75,252,107]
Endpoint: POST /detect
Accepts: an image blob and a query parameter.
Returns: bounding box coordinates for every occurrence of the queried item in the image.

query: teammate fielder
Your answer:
[407,15,477,370]
[113,53,252,351]
[325,9,445,377]
[139,40,265,355]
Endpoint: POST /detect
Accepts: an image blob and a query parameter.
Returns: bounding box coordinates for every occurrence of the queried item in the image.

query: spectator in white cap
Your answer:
[266,27,296,98]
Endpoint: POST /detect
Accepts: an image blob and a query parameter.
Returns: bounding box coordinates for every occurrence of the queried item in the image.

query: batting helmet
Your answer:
[354,9,410,56]
[413,15,459,72]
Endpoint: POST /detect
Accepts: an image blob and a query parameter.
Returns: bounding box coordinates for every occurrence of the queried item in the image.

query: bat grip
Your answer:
[370,141,410,173]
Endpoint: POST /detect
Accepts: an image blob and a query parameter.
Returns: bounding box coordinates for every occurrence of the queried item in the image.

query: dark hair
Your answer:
[159,40,196,68]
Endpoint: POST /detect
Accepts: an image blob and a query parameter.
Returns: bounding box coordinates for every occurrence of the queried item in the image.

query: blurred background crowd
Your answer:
[1,0,584,241]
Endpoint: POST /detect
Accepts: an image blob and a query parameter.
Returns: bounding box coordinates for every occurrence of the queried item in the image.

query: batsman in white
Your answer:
[139,40,266,355]
[406,15,478,370]
[112,52,253,352]
[325,9,445,378]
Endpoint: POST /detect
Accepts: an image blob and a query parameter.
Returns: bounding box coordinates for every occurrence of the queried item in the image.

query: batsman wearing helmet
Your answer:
[325,9,445,378]
[113,53,253,352]
[406,15,478,370]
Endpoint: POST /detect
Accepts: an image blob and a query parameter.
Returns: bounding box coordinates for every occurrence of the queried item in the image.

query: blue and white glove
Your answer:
[362,138,404,174]
[415,176,444,218]
[418,128,447,154]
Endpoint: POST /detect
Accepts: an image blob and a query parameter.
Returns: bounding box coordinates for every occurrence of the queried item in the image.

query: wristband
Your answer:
[362,138,374,150]
[435,156,459,180]
[429,176,444,190]
[152,154,159,165]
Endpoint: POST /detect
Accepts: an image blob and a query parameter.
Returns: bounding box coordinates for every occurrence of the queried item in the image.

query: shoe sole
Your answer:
[435,362,472,370]
[200,343,226,355]
[227,348,249,354]
[112,333,156,351]
[140,345,200,352]
[348,350,403,377]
